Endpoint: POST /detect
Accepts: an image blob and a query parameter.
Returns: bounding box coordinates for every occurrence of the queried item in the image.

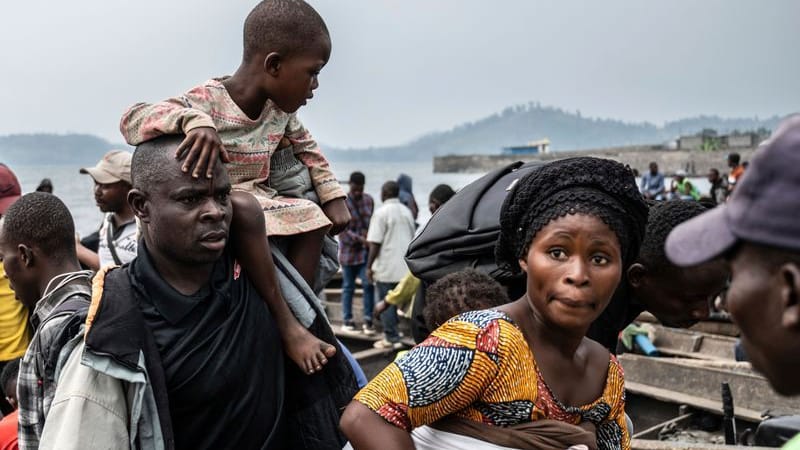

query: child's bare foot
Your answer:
[284,324,337,375]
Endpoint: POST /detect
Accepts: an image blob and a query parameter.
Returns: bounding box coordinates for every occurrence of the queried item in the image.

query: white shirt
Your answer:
[98,214,138,268]
[366,198,416,283]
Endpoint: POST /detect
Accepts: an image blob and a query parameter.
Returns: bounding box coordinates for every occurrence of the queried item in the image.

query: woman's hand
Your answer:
[175,127,230,178]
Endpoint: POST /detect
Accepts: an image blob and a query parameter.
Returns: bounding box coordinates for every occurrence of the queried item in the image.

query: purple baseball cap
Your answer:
[666,115,800,266]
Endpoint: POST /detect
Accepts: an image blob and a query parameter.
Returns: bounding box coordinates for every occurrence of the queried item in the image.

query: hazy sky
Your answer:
[1,1,798,148]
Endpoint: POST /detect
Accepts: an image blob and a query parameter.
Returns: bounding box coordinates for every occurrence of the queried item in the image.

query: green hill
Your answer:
[325,103,785,161]
[0,133,127,166]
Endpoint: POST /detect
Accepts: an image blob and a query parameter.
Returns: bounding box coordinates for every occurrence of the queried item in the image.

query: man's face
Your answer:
[268,40,331,114]
[0,224,37,309]
[93,180,131,213]
[349,182,363,199]
[140,163,233,266]
[727,243,800,395]
[650,164,658,175]
[708,171,719,183]
[637,260,728,328]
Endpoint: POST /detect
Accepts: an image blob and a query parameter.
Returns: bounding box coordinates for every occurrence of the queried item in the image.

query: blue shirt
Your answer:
[640,172,665,196]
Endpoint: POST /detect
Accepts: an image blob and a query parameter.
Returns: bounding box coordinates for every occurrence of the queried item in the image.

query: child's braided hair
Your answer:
[495,157,649,275]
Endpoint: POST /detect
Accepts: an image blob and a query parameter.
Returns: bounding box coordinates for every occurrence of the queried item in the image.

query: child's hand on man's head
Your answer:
[176,127,230,178]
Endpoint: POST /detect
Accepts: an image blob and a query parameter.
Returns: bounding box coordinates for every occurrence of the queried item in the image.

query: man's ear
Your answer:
[779,262,800,331]
[263,52,282,77]
[627,263,647,288]
[17,244,34,268]
[128,189,150,223]
[518,258,528,273]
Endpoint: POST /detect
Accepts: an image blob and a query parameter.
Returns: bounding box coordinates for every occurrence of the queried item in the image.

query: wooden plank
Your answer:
[632,440,773,450]
[621,353,799,418]
[650,325,738,360]
[631,413,694,439]
[626,381,763,422]
[634,312,740,337]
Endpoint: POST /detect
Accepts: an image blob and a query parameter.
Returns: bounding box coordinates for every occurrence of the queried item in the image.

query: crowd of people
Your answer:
[0,1,799,449]
[639,152,746,204]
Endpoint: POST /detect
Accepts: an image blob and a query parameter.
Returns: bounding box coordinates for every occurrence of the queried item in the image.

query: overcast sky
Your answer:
[1,0,797,148]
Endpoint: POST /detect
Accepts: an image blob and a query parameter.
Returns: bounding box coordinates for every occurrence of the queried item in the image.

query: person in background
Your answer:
[339,171,375,334]
[397,174,419,220]
[0,193,93,450]
[665,116,800,450]
[726,152,745,193]
[707,168,728,205]
[624,201,728,326]
[0,165,31,411]
[34,179,52,194]
[640,162,665,200]
[375,184,457,326]
[670,170,700,201]
[75,150,137,270]
[0,358,20,450]
[367,181,416,349]
[426,184,455,215]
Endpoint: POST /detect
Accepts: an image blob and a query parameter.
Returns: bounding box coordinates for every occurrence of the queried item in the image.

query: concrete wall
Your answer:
[434,146,757,175]
[678,136,704,150]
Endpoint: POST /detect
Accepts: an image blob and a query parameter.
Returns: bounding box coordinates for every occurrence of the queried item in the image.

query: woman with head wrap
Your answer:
[342,157,648,450]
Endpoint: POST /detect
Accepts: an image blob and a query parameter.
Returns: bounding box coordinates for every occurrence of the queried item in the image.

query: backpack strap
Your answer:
[105,216,124,266]
[40,291,91,384]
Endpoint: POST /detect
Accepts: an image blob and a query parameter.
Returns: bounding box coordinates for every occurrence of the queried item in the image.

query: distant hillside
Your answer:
[0,134,126,166]
[2,104,788,165]
[326,103,786,161]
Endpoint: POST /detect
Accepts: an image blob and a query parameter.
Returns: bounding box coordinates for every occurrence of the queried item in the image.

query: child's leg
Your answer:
[230,191,336,375]
[285,225,329,288]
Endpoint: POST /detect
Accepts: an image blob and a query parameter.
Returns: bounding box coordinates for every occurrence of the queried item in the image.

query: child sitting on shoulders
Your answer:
[120,0,347,375]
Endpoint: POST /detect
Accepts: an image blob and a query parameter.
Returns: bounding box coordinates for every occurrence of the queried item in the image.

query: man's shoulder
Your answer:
[37,291,91,340]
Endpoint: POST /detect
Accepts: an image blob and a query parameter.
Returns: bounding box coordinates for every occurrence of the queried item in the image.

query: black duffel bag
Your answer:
[405,160,545,342]
[405,160,546,285]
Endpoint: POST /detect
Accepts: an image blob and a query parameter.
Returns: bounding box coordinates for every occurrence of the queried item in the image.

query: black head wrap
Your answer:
[495,157,648,275]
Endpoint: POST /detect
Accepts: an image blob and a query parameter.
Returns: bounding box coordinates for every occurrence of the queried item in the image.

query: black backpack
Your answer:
[405,160,546,285]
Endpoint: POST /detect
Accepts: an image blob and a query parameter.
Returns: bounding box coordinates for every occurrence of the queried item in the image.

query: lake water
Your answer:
[11,160,484,236]
[11,160,711,236]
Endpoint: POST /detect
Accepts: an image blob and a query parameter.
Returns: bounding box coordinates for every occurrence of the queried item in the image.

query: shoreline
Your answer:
[433,146,757,175]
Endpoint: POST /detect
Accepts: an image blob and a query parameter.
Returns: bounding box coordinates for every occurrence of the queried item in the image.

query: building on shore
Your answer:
[502,138,550,155]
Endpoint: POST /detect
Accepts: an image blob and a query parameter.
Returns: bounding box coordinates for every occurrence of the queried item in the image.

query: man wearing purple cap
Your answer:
[76,150,137,269]
[666,117,800,449]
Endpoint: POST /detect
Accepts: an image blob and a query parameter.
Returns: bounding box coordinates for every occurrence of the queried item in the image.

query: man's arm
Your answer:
[40,344,130,450]
[75,241,100,271]
[366,242,382,284]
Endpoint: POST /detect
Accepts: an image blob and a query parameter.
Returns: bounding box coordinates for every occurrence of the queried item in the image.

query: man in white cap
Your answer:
[76,150,137,269]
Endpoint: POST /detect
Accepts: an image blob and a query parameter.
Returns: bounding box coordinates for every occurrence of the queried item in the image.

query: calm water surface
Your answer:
[12,160,711,237]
